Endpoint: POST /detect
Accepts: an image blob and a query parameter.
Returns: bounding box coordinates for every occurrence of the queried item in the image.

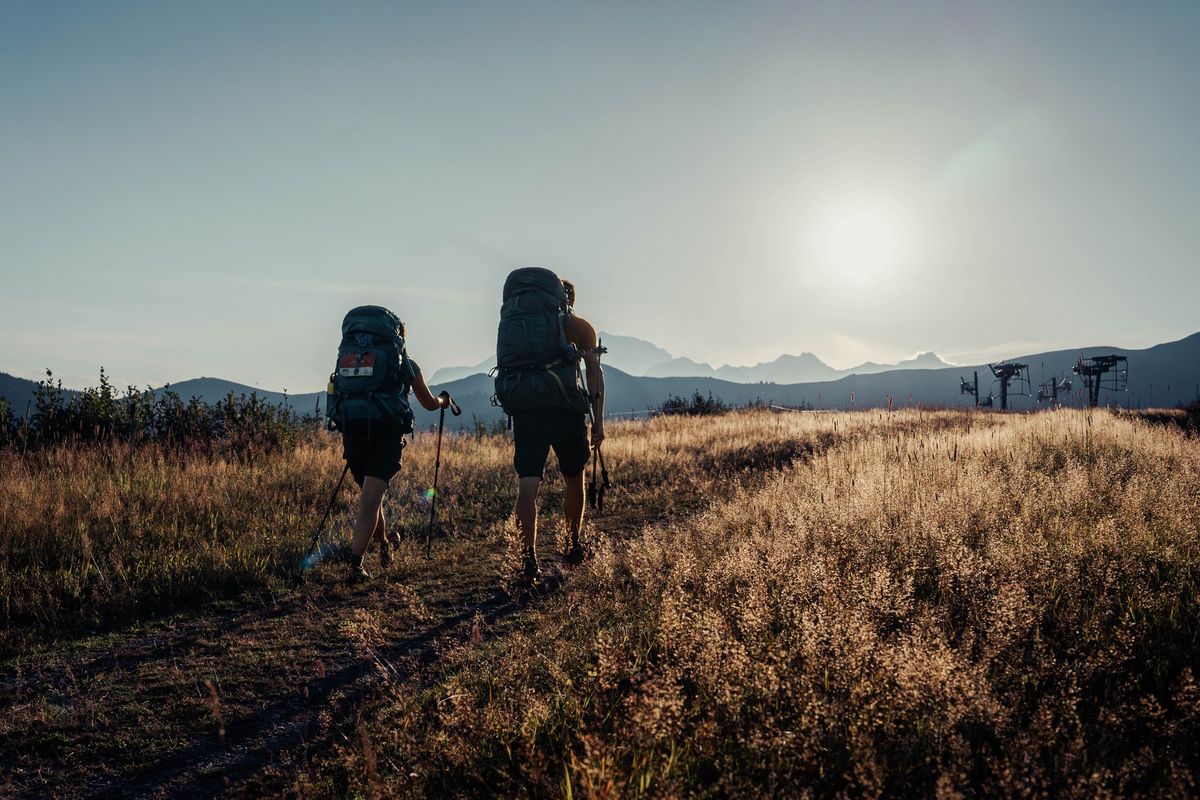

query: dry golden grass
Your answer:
[296,410,1199,798]
[1,410,826,646]
[0,429,500,650]
[3,409,1198,798]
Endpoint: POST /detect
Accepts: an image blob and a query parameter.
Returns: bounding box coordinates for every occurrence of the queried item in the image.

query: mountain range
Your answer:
[430,331,1200,424]
[429,333,952,385]
[643,348,952,383]
[4,332,1198,428]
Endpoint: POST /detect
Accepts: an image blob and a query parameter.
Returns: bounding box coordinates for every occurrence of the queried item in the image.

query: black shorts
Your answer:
[512,410,590,479]
[341,421,405,487]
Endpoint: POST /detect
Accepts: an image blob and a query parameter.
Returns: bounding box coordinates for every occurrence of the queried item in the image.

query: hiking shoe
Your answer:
[347,555,371,584]
[520,554,541,582]
[564,541,587,566]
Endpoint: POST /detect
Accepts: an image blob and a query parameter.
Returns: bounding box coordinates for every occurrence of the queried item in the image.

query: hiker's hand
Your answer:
[591,424,605,448]
[438,390,451,409]
[439,391,462,415]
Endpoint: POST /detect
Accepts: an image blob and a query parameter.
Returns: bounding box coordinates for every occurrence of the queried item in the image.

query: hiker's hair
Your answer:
[561,279,576,308]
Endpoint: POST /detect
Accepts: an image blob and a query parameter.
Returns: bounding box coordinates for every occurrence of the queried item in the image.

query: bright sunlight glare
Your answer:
[813,199,910,287]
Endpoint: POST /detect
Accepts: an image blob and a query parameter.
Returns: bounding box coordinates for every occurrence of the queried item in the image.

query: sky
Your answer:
[2,1,1199,391]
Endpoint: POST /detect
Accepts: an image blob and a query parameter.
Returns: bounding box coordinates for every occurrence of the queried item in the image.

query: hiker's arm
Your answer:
[411,372,450,412]
[583,350,605,446]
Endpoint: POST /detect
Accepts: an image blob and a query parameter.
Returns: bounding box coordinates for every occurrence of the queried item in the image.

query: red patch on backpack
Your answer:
[338,351,376,377]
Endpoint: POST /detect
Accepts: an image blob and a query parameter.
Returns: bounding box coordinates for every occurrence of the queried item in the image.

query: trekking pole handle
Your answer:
[439,390,462,416]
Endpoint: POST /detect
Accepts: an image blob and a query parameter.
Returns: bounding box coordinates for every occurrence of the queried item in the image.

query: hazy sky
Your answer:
[3,1,1198,390]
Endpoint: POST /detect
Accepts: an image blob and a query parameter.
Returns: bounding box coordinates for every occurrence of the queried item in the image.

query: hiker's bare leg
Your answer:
[516,476,541,552]
[563,471,585,543]
[370,506,386,548]
[351,476,388,558]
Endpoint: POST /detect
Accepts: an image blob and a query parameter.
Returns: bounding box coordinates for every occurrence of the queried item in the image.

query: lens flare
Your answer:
[301,540,343,572]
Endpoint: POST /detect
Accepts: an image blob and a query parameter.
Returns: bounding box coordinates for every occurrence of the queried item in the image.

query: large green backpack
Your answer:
[326,306,415,433]
[494,267,590,415]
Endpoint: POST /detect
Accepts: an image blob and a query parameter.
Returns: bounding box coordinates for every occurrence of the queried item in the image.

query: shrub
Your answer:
[0,369,320,457]
[658,390,728,416]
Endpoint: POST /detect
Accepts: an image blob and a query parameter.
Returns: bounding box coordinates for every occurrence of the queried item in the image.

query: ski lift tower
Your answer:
[990,362,1030,411]
[1072,355,1128,408]
[960,372,980,407]
[1037,375,1073,408]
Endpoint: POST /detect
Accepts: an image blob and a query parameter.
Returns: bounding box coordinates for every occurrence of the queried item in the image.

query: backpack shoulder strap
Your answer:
[397,348,419,389]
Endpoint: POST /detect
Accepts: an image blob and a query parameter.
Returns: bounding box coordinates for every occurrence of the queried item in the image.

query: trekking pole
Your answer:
[588,444,612,513]
[303,463,350,570]
[597,445,611,514]
[588,446,598,509]
[426,391,461,559]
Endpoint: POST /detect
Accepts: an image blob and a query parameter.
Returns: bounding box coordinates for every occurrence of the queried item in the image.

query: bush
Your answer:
[0,369,320,457]
[470,413,511,438]
[658,390,728,416]
[1182,399,1200,432]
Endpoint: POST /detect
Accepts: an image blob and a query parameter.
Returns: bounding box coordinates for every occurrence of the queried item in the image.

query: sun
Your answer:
[814,200,908,286]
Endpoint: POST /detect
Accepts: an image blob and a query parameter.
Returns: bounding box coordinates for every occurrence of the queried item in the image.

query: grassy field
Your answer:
[2,408,1198,797]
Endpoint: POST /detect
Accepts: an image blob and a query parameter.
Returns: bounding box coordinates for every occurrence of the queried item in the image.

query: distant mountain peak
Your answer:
[777,352,827,364]
[429,333,952,385]
[901,352,952,368]
[596,333,674,376]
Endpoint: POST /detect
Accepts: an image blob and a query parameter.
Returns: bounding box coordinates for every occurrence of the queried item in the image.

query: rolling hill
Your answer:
[0,372,79,416]
[6,332,1198,429]
[154,378,324,414]
[432,331,1200,425]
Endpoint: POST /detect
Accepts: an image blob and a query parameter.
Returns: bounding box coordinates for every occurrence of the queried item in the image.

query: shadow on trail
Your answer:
[0,590,314,703]
[1,550,471,704]
[116,571,569,800]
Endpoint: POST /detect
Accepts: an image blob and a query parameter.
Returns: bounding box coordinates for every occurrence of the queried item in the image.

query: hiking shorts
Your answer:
[341,420,406,487]
[512,410,590,479]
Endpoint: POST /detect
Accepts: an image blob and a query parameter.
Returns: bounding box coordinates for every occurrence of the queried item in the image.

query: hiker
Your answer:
[327,305,454,581]
[494,268,605,580]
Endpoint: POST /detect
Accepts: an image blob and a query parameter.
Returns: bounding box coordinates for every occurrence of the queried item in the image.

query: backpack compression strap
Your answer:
[576,338,607,419]
[544,362,576,408]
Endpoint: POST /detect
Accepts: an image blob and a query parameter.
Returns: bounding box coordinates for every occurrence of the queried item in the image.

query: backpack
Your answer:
[494,267,590,416]
[325,305,415,434]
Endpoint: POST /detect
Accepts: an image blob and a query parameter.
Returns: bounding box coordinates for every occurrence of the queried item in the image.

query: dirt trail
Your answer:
[2,532,576,799]
[0,434,833,799]
[125,570,547,799]
[1,498,709,797]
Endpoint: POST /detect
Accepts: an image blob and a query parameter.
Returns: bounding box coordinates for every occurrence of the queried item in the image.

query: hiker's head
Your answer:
[561,279,576,309]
